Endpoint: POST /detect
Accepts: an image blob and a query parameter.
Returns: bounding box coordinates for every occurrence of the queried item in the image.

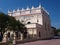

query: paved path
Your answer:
[17,39,60,45]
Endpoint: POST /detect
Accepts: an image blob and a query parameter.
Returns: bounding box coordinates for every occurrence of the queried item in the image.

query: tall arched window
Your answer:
[39,32,41,37]
[7,32,10,38]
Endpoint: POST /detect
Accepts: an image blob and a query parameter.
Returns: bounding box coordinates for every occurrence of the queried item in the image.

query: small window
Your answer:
[27,22,31,24]
[21,20,24,22]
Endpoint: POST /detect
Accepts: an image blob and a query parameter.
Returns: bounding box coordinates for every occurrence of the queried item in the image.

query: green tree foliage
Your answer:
[51,27,60,36]
[0,13,10,34]
[56,29,60,31]
[0,12,27,41]
[51,27,57,36]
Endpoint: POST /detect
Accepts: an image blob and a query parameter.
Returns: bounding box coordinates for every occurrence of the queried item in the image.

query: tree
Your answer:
[51,27,57,36]
[0,12,27,41]
[0,13,9,41]
[56,29,60,31]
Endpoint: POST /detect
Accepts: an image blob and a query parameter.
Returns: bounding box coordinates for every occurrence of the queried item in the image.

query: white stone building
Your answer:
[8,5,53,39]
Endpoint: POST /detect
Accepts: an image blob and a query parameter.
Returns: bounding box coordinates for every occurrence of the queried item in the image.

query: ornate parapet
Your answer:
[8,4,49,17]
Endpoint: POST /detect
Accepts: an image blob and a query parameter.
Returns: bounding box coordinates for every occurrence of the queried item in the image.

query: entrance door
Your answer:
[39,32,41,37]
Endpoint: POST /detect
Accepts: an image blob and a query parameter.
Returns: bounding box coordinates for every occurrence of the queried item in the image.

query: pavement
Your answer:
[17,39,60,45]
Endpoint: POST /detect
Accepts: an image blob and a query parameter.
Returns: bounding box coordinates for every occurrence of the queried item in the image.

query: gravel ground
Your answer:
[17,39,60,45]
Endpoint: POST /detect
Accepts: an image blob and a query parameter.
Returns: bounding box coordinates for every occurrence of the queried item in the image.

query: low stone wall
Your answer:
[0,42,8,45]
[16,38,38,44]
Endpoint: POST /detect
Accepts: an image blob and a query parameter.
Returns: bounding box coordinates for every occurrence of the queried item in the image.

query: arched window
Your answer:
[15,32,18,39]
[7,32,10,38]
[27,22,31,24]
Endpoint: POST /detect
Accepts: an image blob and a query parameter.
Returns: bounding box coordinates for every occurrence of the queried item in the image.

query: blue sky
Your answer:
[0,0,60,29]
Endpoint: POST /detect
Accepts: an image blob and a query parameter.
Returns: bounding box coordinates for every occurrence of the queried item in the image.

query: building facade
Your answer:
[8,5,53,39]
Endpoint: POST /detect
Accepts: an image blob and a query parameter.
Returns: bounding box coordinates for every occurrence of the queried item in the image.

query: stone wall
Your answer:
[0,42,8,45]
